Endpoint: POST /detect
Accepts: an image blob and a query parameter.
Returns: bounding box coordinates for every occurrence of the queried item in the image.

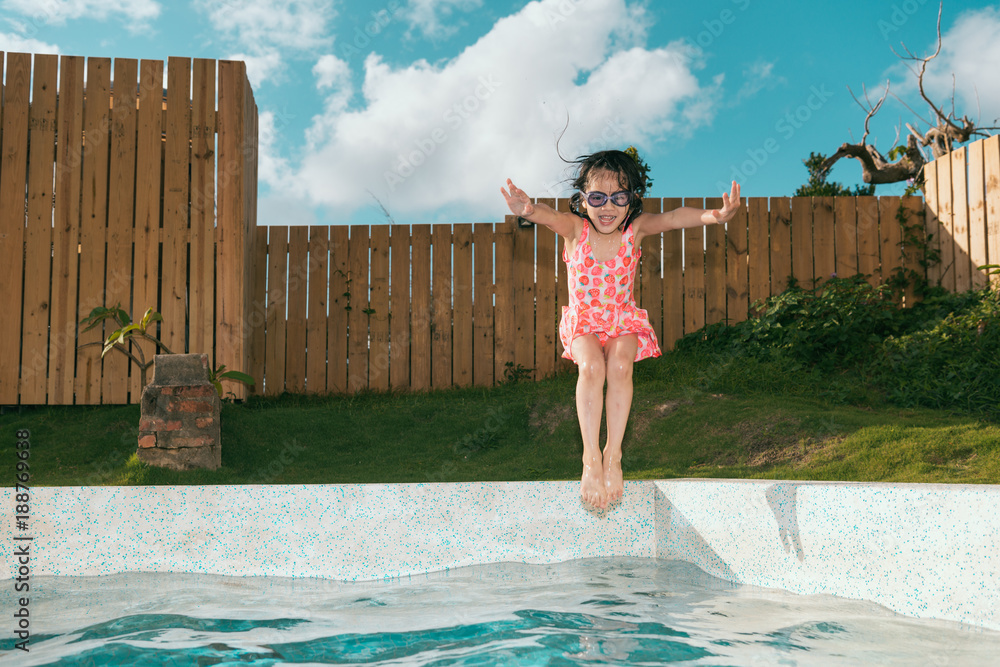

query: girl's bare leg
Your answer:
[571,334,608,509]
[602,334,638,505]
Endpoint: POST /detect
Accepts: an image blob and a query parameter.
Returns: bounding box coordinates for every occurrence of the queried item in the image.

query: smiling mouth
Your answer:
[598,215,617,223]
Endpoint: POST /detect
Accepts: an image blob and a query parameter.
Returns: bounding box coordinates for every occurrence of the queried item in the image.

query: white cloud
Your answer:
[227,49,285,89]
[314,54,351,91]
[196,0,335,52]
[1,0,159,31]
[734,58,783,104]
[195,0,336,83]
[307,55,353,147]
[272,0,718,225]
[889,6,1000,132]
[403,0,482,40]
[0,32,60,54]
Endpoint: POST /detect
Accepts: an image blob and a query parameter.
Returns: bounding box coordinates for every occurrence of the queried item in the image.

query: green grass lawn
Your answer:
[6,349,999,487]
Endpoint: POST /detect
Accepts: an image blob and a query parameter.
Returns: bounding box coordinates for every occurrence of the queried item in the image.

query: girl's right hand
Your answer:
[501,179,535,219]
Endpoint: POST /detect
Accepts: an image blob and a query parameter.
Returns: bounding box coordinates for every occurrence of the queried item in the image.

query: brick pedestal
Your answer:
[137,354,221,470]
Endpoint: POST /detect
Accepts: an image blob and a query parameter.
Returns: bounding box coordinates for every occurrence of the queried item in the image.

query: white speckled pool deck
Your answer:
[3,479,998,632]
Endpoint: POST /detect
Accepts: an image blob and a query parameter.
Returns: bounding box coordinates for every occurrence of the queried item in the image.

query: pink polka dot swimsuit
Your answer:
[559,221,661,363]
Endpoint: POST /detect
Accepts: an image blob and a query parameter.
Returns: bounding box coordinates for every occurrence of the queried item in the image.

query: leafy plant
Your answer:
[80,305,171,389]
[79,304,254,397]
[502,361,534,384]
[209,365,257,400]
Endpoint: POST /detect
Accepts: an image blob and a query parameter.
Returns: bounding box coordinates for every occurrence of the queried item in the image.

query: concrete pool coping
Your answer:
[4,479,998,632]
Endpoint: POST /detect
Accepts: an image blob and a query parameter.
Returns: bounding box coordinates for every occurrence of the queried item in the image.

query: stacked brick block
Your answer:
[137,354,221,470]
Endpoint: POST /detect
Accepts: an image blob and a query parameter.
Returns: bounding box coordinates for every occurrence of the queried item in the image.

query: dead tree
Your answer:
[823,2,998,186]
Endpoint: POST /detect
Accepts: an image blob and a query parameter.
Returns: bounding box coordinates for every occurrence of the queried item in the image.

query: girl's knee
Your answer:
[606,355,633,384]
[577,356,606,383]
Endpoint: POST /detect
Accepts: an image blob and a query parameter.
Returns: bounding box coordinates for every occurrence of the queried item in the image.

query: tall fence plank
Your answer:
[0,51,27,403]
[967,139,988,290]
[49,55,85,405]
[249,226,268,394]
[662,199,684,348]
[937,154,956,291]
[265,227,288,396]
[494,221,515,379]
[21,54,57,404]
[769,197,791,296]
[410,225,431,391]
[306,226,329,393]
[453,223,474,387]
[683,198,706,335]
[900,196,925,306]
[102,58,138,404]
[535,213,556,380]
[639,198,663,337]
[790,197,813,288]
[217,59,256,401]
[879,196,903,297]
[985,135,1000,282]
[834,196,858,278]
[725,199,748,326]
[472,224,494,386]
[747,196,769,307]
[857,197,880,284]
[75,57,112,404]
[705,198,726,326]
[513,222,534,379]
[190,58,217,356]
[432,225,452,389]
[285,226,308,393]
[951,147,972,292]
[924,160,943,288]
[162,57,191,356]
[348,225,370,392]
[132,59,165,399]
[389,224,411,390]
[555,199,572,369]
[328,226,350,392]
[813,197,835,288]
[370,224,391,391]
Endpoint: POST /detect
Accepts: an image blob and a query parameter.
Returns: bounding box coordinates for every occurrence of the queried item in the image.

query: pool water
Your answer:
[4,557,997,666]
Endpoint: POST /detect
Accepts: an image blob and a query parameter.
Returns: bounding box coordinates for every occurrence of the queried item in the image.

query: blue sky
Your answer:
[3,0,999,227]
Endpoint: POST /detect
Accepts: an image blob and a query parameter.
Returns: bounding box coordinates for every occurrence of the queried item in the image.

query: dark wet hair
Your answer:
[567,150,645,231]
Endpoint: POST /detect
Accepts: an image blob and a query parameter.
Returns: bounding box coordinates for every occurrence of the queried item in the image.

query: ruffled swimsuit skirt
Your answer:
[559,222,661,363]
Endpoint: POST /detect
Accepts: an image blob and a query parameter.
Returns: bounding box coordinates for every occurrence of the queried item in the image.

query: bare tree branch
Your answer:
[824,1,995,186]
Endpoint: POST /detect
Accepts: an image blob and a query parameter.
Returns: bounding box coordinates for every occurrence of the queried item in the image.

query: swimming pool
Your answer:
[7,557,999,665]
[3,479,999,662]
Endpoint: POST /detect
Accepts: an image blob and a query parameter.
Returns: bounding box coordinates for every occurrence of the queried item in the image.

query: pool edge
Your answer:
[3,479,997,632]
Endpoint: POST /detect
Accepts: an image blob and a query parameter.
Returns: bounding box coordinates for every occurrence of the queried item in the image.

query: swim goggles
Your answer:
[583,190,632,207]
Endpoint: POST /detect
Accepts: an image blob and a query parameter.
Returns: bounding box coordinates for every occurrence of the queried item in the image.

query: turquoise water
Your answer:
[4,558,998,666]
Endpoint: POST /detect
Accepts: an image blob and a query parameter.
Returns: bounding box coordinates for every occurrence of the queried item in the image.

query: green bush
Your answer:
[675,277,1000,419]
[873,289,1000,416]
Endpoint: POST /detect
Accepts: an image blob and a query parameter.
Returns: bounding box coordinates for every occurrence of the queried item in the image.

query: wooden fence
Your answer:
[924,134,1000,291]
[248,194,927,395]
[0,52,257,406]
[247,138,999,397]
[1,48,996,405]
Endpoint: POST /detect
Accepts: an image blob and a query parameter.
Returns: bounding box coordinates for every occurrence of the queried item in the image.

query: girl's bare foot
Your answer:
[603,453,624,505]
[581,454,607,509]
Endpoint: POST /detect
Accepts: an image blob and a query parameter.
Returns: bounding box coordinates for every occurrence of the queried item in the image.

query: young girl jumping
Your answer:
[502,150,741,510]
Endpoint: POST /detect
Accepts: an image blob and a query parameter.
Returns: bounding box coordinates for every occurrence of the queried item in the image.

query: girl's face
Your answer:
[581,170,633,234]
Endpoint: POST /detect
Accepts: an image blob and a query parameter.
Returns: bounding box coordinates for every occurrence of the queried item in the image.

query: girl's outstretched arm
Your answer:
[501,179,579,238]
[634,181,741,240]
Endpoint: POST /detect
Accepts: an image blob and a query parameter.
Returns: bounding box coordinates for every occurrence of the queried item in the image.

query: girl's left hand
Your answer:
[711,181,742,223]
